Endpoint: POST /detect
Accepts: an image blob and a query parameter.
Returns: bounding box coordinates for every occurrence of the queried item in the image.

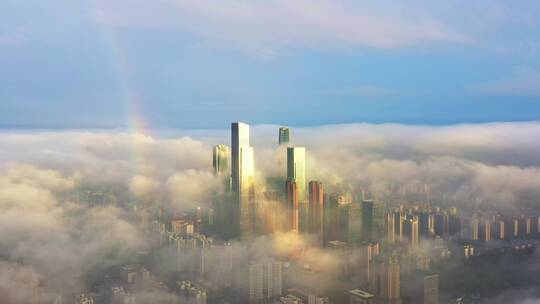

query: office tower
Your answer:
[213,144,230,174]
[448,212,461,236]
[362,200,374,242]
[357,243,379,289]
[349,289,375,304]
[348,201,363,246]
[526,217,532,235]
[402,216,419,248]
[308,181,324,246]
[471,218,479,241]
[286,181,299,232]
[324,194,339,245]
[495,220,505,240]
[434,212,450,237]
[517,216,527,238]
[375,258,401,304]
[249,260,283,303]
[287,147,306,203]
[338,200,351,243]
[428,213,435,236]
[231,122,255,239]
[395,211,404,243]
[513,218,519,238]
[387,213,396,244]
[418,212,430,237]
[481,220,492,242]
[411,216,419,247]
[279,127,291,145]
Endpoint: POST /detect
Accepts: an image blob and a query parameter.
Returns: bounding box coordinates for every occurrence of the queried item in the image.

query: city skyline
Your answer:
[1,1,540,303]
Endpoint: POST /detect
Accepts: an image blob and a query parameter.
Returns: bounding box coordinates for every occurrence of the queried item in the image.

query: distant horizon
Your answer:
[2,118,540,132]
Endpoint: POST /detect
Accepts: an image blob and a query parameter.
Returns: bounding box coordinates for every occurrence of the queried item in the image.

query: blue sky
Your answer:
[1,0,539,129]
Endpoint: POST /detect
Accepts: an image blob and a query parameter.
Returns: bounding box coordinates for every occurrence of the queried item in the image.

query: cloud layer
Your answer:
[92,0,465,55]
[0,121,540,300]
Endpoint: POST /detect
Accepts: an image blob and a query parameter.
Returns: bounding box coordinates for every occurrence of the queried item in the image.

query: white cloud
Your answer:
[91,0,465,55]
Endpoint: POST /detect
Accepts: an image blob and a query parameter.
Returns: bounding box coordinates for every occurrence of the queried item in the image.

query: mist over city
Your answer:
[1,1,540,303]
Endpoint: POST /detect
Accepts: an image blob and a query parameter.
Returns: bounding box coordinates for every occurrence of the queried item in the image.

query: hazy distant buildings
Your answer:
[178,280,207,304]
[308,181,324,246]
[361,200,384,243]
[286,180,299,232]
[401,216,420,247]
[423,274,439,304]
[231,122,256,239]
[213,144,230,175]
[279,127,291,145]
[374,258,401,304]
[249,260,283,303]
[402,272,439,304]
[387,213,396,244]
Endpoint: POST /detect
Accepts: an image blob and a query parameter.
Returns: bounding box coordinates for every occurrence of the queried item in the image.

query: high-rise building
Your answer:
[496,220,505,240]
[348,201,362,246]
[287,147,306,203]
[361,200,384,243]
[308,181,324,246]
[249,260,283,303]
[402,216,419,248]
[286,181,299,232]
[362,200,374,242]
[279,127,291,145]
[231,122,256,239]
[375,258,401,304]
[213,144,230,175]
[480,220,491,242]
[356,243,379,289]
[387,213,396,244]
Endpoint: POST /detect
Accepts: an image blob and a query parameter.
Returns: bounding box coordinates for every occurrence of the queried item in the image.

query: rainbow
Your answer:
[91,8,154,176]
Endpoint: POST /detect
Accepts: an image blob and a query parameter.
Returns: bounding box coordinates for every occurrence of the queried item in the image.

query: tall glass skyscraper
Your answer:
[231,122,255,239]
[279,127,291,145]
[308,181,324,246]
[213,144,230,174]
[286,147,305,203]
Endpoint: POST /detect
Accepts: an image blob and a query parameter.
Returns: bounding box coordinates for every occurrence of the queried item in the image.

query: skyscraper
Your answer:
[213,144,230,175]
[375,258,401,304]
[279,127,291,145]
[402,216,420,248]
[387,213,396,244]
[287,147,306,203]
[231,122,255,239]
[285,180,299,232]
[361,200,384,243]
[249,260,283,303]
[308,181,324,246]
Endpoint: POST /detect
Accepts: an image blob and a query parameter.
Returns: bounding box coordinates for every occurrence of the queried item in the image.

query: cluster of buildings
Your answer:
[66,121,539,304]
